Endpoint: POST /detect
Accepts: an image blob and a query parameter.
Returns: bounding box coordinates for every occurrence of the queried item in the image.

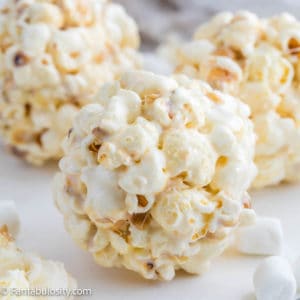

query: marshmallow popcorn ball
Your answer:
[54,71,257,280]
[0,0,140,165]
[0,226,77,299]
[171,12,300,188]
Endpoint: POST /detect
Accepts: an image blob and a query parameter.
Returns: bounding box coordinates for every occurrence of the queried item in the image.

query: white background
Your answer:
[0,143,300,300]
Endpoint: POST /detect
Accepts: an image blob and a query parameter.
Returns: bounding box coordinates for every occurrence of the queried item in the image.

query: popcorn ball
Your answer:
[0,226,77,299]
[54,71,256,280]
[171,11,300,188]
[0,0,140,165]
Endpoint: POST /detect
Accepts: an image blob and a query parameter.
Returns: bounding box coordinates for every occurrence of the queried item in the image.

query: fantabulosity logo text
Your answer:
[0,287,93,297]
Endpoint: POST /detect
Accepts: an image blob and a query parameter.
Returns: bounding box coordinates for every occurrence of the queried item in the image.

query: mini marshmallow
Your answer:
[293,256,300,291]
[235,217,283,255]
[0,200,20,237]
[253,256,297,300]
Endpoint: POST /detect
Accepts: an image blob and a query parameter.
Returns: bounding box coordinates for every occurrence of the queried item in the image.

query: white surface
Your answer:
[0,144,300,300]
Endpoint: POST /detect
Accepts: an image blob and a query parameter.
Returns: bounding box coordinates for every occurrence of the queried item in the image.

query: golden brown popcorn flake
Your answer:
[174,65,185,74]
[137,195,148,208]
[35,129,48,147]
[97,153,107,163]
[142,93,161,104]
[112,220,130,241]
[206,231,225,240]
[276,102,295,120]
[93,53,105,64]
[192,232,205,241]
[216,200,223,209]
[24,103,32,117]
[0,225,13,246]
[203,213,214,225]
[185,122,195,129]
[208,67,237,84]
[243,201,252,209]
[288,38,300,54]
[131,213,151,230]
[11,127,31,144]
[174,256,189,264]
[70,52,80,59]
[65,175,87,197]
[204,184,220,195]
[88,142,102,153]
[214,47,244,60]
[217,156,228,167]
[207,92,223,104]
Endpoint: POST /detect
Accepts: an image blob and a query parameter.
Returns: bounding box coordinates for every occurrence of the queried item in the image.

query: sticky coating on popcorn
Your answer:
[54,71,257,280]
[0,0,140,165]
[0,226,77,299]
[168,11,300,188]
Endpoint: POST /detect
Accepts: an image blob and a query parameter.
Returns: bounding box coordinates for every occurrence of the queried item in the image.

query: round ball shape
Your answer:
[0,0,140,164]
[54,71,257,280]
[172,11,300,188]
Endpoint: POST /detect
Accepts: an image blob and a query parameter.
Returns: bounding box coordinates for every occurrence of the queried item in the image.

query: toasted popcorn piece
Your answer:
[0,226,77,299]
[0,0,140,165]
[235,217,284,256]
[253,256,297,300]
[0,200,20,238]
[172,11,300,188]
[54,71,257,280]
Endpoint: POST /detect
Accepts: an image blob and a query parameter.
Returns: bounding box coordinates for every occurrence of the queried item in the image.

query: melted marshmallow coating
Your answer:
[172,11,300,188]
[0,0,140,165]
[0,227,77,299]
[54,71,256,280]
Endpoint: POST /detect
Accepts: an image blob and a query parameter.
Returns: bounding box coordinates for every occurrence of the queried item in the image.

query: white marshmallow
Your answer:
[0,200,20,237]
[235,217,283,255]
[293,256,300,291]
[253,256,297,300]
